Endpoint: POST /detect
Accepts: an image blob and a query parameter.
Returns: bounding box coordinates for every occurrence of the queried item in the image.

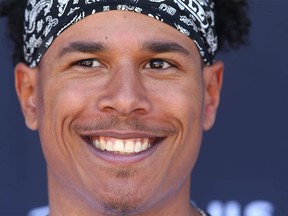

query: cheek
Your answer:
[36,78,101,190]
[35,77,92,158]
[147,76,204,126]
[146,77,205,164]
[37,78,94,124]
[140,81,205,202]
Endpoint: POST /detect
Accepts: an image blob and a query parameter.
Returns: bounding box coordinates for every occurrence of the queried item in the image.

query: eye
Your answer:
[76,59,103,68]
[145,59,173,70]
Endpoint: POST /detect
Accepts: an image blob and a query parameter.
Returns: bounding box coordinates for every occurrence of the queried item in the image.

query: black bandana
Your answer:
[24,0,218,67]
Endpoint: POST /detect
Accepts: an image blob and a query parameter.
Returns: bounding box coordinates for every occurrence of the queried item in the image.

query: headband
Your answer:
[24,0,218,68]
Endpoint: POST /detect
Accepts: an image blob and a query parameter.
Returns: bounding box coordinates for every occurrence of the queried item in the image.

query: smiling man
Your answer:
[0,0,250,215]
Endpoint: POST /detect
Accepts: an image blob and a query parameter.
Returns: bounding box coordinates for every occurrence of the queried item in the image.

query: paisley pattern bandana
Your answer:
[24,0,218,68]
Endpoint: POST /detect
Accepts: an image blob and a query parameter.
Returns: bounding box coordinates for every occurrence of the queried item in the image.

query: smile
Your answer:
[86,136,162,155]
[92,136,152,154]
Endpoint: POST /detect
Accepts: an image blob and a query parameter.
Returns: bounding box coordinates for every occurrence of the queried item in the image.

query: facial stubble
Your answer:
[101,167,141,216]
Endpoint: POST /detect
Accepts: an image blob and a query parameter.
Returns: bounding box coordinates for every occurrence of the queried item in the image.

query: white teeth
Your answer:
[124,141,135,153]
[94,139,100,149]
[106,141,114,152]
[92,137,153,154]
[99,137,106,151]
[142,139,148,150]
[135,141,142,153]
[114,140,124,152]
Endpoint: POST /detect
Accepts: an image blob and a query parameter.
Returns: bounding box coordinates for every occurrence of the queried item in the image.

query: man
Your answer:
[0,0,250,215]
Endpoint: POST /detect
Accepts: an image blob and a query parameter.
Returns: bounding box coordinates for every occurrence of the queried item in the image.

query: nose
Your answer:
[97,66,151,116]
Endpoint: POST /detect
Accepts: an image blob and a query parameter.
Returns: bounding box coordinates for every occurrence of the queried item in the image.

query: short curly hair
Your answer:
[0,0,250,66]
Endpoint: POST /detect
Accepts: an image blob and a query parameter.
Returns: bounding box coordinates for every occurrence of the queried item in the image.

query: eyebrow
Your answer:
[59,41,108,57]
[58,40,191,58]
[142,40,190,56]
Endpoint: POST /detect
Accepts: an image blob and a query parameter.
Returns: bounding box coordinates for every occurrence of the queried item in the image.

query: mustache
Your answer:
[72,116,177,136]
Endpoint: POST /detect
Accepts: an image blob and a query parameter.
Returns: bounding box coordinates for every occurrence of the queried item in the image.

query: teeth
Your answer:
[106,141,114,152]
[114,140,124,152]
[142,139,148,150]
[99,137,106,151]
[94,139,100,149]
[125,141,135,153]
[92,137,153,154]
[135,141,142,153]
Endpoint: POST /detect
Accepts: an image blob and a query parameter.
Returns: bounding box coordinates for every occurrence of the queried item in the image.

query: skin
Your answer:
[15,11,223,216]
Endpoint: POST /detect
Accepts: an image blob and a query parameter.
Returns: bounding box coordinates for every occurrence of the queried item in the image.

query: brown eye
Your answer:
[146,59,172,69]
[77,59,102,68]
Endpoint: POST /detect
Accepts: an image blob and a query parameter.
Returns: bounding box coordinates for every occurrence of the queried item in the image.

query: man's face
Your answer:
[16,11,223,215]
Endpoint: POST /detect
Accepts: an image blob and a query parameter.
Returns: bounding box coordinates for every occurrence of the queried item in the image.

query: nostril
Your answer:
[98,95,150,116]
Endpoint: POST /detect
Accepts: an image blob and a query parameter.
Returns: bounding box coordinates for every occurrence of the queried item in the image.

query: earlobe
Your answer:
[14,63,38,130]
[202,60,224,131]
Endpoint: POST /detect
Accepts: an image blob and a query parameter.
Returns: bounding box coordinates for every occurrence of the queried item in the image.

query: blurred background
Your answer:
[0,0,287,215]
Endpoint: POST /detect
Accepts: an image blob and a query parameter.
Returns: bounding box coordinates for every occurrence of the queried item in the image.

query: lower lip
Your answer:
[84,139,161,165]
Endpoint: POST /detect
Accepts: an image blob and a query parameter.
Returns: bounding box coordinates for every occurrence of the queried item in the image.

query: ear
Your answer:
[202,60,224,131]
[14,63,38,130]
